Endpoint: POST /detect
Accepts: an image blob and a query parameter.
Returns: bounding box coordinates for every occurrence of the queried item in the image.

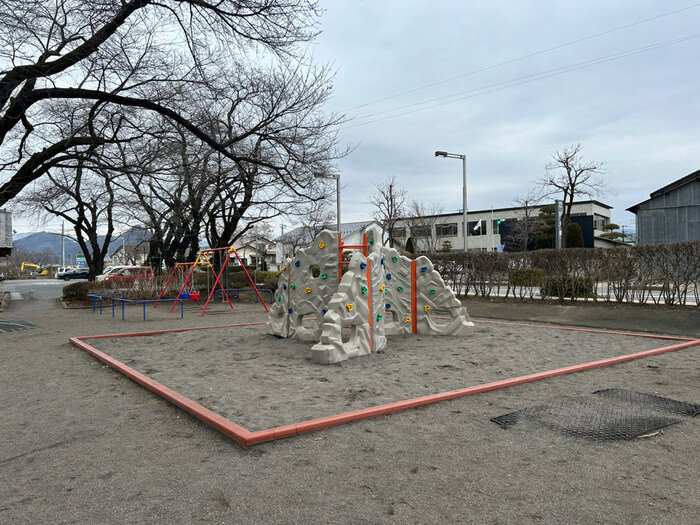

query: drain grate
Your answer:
[491,389,699,441]
[0,319,37,334]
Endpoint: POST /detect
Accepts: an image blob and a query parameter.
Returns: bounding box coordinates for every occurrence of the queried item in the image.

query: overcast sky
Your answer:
[309,0,700,232]
[11,1,700,235]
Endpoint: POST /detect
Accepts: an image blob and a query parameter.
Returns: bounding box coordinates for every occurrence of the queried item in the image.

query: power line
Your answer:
[343,3,700,112]
[343,33,700,129]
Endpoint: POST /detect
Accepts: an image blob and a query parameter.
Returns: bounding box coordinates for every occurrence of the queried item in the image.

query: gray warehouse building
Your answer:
[627,170,699,245]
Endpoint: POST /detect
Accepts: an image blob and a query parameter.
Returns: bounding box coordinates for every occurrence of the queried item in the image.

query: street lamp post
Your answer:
[435,151,467,253]
[314,172,341,232]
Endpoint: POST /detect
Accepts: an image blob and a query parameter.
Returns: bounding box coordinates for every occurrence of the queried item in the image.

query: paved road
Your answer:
[0,278,80,313]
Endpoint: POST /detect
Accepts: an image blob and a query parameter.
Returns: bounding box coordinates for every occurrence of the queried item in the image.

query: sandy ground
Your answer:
[1,297,698,524]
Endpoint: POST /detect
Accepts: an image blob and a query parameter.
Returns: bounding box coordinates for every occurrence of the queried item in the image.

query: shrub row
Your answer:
[427,241,700,306]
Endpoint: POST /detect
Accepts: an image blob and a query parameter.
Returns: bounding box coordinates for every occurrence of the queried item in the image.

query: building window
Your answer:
[391,227,406,238]
[593,214,608,231]
[467,220,486,236]
[436,222,458,237]
[411,225,432,237]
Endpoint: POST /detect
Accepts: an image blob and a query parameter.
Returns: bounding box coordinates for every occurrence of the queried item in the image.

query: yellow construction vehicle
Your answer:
[20,262,42,274]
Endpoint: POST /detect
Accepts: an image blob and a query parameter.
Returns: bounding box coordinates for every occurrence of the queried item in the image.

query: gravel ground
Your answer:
[1,298,698,524]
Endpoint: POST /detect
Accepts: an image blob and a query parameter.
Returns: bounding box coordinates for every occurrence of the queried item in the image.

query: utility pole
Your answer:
[61,221,65,266]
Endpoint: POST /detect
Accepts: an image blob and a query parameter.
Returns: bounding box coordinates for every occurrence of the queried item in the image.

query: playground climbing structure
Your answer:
[268,228,473,364]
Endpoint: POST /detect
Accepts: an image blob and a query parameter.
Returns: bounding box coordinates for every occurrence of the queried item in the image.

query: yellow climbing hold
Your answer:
[305,287,312,294]
[424,305,431,312]
[404,316,411,323]
[281,265,286,271]
[319,241,325,249]
[346,303,354,311]
[379,284,386,292]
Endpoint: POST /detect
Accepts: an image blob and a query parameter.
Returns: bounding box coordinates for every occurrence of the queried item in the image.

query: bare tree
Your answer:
[281,198,335,257]
[537,143,608,247]
[0,0,325,206]
[505,190,540,251]
[369,175,407,248]
[405,200,444,253]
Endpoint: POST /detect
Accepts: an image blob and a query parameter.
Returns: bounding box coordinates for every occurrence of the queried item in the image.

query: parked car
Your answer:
[55,266,77,279]
[62,268,90,281]
[104,266,154,283]
[95,265,127,282]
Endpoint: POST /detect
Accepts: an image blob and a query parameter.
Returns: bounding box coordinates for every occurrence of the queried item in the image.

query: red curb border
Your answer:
[69,321,699,447]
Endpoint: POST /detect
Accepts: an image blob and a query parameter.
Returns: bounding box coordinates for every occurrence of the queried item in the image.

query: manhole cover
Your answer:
[0,319,37,333]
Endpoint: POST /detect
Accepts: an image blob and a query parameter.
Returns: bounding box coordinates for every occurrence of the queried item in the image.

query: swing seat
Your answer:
[179,292,190,299]
[189,292,201,303]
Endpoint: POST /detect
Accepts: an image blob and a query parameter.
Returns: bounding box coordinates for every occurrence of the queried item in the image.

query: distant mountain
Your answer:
[12,226,152,263]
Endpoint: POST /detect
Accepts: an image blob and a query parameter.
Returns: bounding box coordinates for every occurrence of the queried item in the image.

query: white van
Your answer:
[54,266,76,279]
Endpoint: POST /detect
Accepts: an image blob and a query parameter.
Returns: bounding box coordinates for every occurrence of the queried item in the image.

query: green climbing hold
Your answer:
[361,286,368,294]
[277,296,282,301]
[321,273,327,279]
[376,314,383,321]
[290,284,296,290]
[369,237,374,244]
[397,286,404,292]
[429,289,436,294]
[392,256,398,262]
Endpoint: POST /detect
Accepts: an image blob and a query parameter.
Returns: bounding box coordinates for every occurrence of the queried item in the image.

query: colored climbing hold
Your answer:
[404,316,411,323]
[346,303,354,311]
[321,273,327,280]
[277,296,282,302]
[322,309,327,315]
[429,289,436,295]
[421,266,427,273]
[386,273,392,280]
[424,305,431,312]
[381,257,385,265]
[376,314,383,321]
[397,286,404,292]
[288,308,293,314]
[392,256,398,263]
[305,287,312,294]
[281,265,286,271]
[361,286,368,294]
[319,241,325,249]
[295,260,300,267]
[283,284,287,290]
[379,284,386,292]
[369,237,374,244]
[360,262,367,269]
[386,303,391,309]
[290,284,296,290]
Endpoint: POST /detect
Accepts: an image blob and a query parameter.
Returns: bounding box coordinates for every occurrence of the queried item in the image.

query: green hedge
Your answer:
[509,268,545,287]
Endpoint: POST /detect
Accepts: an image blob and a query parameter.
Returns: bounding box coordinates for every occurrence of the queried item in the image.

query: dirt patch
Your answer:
[1,300,698,524]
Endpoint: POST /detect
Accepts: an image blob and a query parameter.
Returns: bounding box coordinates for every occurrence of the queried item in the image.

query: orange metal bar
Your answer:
[366,256,372,352]
[243,338,700,445]
[70,320,699,447]
[69,336,253,446]
[411,260,417,334]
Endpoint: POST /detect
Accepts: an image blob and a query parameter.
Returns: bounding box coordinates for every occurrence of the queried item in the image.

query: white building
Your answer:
[391,200,614,252]
[0,208,11,257]
[275,221,383,269]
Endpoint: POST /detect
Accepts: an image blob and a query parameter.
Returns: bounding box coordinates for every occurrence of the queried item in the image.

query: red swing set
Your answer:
[155,246,269,316]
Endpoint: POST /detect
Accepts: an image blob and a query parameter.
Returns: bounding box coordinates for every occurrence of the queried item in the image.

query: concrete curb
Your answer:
[465,298,700,338]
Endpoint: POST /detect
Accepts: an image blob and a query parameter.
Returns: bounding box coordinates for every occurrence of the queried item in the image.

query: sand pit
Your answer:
[91,317,675,433]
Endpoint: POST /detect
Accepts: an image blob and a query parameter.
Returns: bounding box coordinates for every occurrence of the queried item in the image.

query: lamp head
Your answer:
[435,151,448,157]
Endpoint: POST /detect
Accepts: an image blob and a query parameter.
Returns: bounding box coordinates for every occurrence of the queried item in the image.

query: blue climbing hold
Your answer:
[421,266,427,273]
[288,308,293,314]
[360,262,367,269]
[381,257,385,265]
[386,303,391,309]
[386,273,392,280]
[294,260,300,267]
[283,284,287,290]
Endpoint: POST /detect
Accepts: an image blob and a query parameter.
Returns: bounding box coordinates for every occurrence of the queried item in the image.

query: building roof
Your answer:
[277,220,377,241]
[396,200,613,221]
[627,169,700,213]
